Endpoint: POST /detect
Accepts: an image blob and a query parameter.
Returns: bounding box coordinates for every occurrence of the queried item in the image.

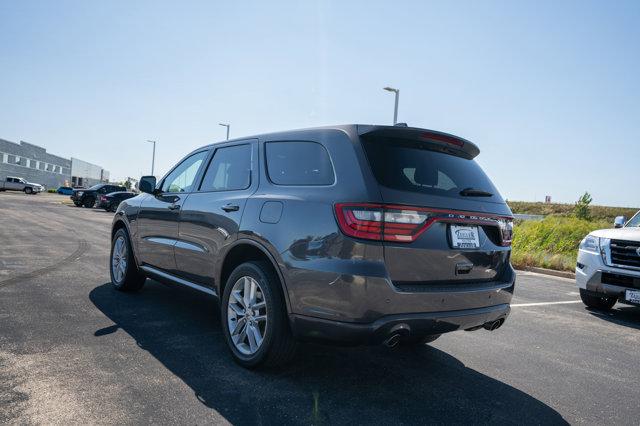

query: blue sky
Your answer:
[1,0,638,206]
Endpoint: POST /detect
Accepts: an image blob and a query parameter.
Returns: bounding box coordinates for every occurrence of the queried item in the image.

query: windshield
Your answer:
[87,184,103,190]
[626,212,640,227]
[362,137,502,202]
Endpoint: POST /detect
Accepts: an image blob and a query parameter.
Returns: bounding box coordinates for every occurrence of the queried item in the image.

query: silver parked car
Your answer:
[0,176,44,194]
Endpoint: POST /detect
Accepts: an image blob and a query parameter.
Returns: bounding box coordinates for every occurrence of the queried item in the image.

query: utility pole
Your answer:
[383,87,400,125]
[219,123,230,140]
[146,140,156,175]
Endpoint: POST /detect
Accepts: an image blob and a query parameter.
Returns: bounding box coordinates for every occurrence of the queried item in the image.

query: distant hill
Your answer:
[507,201,638,222]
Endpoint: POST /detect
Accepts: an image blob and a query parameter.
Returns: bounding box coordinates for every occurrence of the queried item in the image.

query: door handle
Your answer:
[168,204,181,210]
[221,204,240,212]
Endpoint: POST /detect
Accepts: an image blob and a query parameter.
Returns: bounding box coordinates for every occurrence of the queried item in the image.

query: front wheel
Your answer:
[110,228,146,292]
[83,197,95,208]
[580,289,616,310]
[24,187,32,194]
[221,261,297,369]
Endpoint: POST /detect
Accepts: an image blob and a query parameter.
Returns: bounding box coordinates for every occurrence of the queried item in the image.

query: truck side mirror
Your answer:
[139,176,157,194]
[614,216,626,228]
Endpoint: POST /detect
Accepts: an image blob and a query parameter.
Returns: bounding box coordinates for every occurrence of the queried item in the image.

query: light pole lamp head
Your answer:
[383,86,398,93]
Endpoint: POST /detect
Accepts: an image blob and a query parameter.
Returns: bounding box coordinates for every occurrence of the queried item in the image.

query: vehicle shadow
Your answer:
[89,281,567,425]
[586,305,640,330]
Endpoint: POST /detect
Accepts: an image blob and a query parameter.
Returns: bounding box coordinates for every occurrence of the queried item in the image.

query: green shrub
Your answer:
[47,188,57,193]
[573,192,592,220]
[511,216,609,271]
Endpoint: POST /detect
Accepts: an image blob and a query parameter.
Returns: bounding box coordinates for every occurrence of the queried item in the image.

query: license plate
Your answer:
[625,289,640,305]
[450,225,480,249]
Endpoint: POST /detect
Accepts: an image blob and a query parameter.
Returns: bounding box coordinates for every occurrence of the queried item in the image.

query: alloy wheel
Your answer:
[111,236,128,283]
[227,276,268,355]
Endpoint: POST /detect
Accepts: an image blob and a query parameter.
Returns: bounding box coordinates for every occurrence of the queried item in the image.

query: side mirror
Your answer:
[139,176,157,194]
[614,216,626,228]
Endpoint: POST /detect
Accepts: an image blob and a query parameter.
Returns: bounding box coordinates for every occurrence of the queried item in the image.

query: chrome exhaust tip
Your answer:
[483,319,504,331]
[383,333,401,348]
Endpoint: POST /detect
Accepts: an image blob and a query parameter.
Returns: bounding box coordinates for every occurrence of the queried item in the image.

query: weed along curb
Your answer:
[519,266,575,280]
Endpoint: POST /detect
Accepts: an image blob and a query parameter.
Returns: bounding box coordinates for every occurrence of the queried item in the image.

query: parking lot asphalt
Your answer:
[1,192,639,425]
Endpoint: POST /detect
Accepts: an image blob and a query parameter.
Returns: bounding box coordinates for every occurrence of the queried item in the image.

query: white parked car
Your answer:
[576,211,640,310]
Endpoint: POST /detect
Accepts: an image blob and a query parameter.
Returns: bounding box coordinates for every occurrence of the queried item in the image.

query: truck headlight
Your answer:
[579,235,600,254]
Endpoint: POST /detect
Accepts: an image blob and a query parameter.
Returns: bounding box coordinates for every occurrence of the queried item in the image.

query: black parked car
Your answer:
[109,124,515,368]
[71,184,127,208]
[98,191,137,212]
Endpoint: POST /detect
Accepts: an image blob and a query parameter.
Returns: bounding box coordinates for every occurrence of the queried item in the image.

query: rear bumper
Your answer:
[290,303,510,345]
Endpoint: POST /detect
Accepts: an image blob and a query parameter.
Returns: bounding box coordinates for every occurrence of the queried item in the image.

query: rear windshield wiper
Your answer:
[459,187,494,197]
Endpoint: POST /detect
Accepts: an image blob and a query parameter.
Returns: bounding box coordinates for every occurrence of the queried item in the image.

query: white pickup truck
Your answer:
[576,211,640,309]
[0,176,45,194]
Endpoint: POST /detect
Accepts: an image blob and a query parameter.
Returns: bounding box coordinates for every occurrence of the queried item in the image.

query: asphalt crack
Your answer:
[0,240,90,288]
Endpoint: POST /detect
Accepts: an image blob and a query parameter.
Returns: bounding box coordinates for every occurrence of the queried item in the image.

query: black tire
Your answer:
[221,261,297,369]
[83,197,95,208]
[580,289,616,310]
[74,202,81,207]
[24,187,32,194]
[110,228,146,292]
[109,203,118,213]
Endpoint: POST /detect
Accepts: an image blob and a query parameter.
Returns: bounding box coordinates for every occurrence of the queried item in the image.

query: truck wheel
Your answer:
[579,289,617,310]
[110,228,146,292]
[83,197,95,208]
[221,261,297,369]
[24,187,32,194]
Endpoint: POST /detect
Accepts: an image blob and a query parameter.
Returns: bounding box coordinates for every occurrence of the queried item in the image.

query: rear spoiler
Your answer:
[357,125,480,159]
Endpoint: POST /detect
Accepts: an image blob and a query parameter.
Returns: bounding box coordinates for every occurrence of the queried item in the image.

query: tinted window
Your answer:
[200,144,252,191]
[362,137,501,201]
[266,141,334,185]
[161,151,208,193]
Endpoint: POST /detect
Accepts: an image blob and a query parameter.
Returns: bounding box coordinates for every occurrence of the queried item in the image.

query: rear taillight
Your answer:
[335,203,434,242]
[335,203,513,245]
[498,219,513,246]
[100,196,107,202]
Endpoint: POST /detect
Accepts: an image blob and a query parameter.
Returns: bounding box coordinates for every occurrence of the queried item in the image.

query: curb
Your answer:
[518,266,575,280]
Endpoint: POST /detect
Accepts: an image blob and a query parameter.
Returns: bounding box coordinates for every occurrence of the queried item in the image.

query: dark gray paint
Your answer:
[113,124,515,343]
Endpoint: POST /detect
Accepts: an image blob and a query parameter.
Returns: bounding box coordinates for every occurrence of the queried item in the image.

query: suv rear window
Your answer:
[362,137,501,201]
[266,141,334,185]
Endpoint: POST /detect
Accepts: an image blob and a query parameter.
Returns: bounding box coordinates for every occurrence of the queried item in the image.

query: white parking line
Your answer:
[511,300,582,307]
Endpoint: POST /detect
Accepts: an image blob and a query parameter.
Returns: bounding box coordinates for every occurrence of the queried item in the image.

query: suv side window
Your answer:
[265,141,334,185]
[199,144,252,192]
[161,150,208,193]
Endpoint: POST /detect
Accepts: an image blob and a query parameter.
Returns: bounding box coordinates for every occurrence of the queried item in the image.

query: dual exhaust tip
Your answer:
[382,318,505,348]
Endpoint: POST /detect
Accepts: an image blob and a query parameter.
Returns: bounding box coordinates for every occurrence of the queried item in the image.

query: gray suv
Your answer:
[110,124,515,368]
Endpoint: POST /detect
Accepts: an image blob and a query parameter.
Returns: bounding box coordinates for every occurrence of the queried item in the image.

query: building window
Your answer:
[15,156,21,165]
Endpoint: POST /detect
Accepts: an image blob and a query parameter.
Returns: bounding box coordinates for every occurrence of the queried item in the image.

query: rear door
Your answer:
[359,130,512,286]
[175,140,257,286]
[136,150,209,273]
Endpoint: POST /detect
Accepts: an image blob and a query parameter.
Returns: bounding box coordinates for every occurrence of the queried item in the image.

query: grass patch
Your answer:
[511,216,610,271]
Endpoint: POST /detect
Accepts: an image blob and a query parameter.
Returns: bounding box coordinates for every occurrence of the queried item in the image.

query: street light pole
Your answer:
[383,86,399,125]
[219,123,230,140]
[146,140,156,176]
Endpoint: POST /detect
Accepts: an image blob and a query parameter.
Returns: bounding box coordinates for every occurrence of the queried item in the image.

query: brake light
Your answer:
[335,203,434,242]
[100,196,107,202]
[335,203,513,245]
[498,218,513,246]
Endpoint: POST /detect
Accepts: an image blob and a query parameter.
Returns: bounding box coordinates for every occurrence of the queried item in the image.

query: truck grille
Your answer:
[610,240,640,269]
[601,272,640,290]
